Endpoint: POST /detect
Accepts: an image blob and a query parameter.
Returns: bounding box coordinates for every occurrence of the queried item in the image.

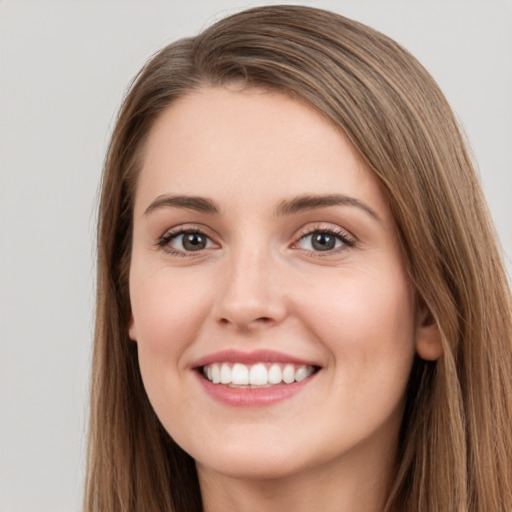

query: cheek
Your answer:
[299,268,416,389]
[295,270,416,446]
[129,267,214,408]
[129,268,215,423]
[130,269,210,354]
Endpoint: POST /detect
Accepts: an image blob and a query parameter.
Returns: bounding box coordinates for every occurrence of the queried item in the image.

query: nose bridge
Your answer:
[214,238,285,330]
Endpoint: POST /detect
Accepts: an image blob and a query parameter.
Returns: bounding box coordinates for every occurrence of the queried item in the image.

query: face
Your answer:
[128,86,433,484]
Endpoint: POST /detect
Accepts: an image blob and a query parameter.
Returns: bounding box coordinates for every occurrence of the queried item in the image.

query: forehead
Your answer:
[135,86,389,218]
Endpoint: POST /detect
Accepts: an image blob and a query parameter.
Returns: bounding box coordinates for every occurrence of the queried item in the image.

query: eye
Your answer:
[158,228,216,255]
[295,228,355,253]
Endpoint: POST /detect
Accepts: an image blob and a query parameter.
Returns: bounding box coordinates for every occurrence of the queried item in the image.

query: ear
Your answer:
[415,303,443,361]
[128,312,138,342]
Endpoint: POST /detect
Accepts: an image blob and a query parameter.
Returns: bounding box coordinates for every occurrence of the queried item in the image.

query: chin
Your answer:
[190,433,313,481]
[197,452,308,482]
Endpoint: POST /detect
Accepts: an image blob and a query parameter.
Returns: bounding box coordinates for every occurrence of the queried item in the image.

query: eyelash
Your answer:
[156,225,356,257]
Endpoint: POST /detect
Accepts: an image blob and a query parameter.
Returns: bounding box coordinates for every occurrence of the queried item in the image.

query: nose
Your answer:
[212,246,287,332]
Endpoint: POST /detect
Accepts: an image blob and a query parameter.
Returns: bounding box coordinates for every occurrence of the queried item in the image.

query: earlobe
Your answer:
[128,313,138,342]
[415,306,443,361]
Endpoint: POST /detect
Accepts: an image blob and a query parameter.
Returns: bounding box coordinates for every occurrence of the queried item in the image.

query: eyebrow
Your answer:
[143,192,380,222]
[276,194,381,221]
[144,195,219,216]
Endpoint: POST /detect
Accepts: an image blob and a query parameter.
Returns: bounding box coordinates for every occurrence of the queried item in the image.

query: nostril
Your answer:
[255,317,273,324]
[218,315,275,329]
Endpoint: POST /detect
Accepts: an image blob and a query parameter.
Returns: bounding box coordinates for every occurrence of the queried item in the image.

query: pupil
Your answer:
[312,233,335,251]
[183,233,206,251]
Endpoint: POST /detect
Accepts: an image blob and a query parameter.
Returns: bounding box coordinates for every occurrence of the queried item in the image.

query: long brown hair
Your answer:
[85,5,512,511]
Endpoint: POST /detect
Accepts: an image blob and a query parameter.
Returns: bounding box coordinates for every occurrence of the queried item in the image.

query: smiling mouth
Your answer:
[201,362,320,388]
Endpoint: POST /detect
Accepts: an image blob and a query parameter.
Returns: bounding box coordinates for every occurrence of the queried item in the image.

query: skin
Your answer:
[128,86,441,512]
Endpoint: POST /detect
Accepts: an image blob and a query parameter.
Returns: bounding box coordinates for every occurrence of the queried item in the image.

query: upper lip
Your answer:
[191,349,321,369]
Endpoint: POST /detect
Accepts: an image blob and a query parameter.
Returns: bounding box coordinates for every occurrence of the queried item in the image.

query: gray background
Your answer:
[1,1,510,511]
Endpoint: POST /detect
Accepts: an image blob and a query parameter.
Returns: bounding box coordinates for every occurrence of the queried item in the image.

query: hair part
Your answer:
[85,5,512,511]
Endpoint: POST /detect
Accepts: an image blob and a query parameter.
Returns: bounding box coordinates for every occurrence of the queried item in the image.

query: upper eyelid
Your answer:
[160,223,215,238]
[294,223,355,240]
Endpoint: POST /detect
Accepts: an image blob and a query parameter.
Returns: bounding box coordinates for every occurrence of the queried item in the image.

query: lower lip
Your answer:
[196,371,317,407]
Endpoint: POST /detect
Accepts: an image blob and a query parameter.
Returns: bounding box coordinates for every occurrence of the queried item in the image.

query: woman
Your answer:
[85,5,512,511]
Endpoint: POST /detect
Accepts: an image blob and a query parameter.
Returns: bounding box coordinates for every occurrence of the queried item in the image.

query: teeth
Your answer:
[249,363,267,385]
[268,363,282,384]
[295,365,310,382]
[212,363,221,384]
[220,364,231,384]
[232,363,249,385]
[202,362,315,387]
[282,364,295,384]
